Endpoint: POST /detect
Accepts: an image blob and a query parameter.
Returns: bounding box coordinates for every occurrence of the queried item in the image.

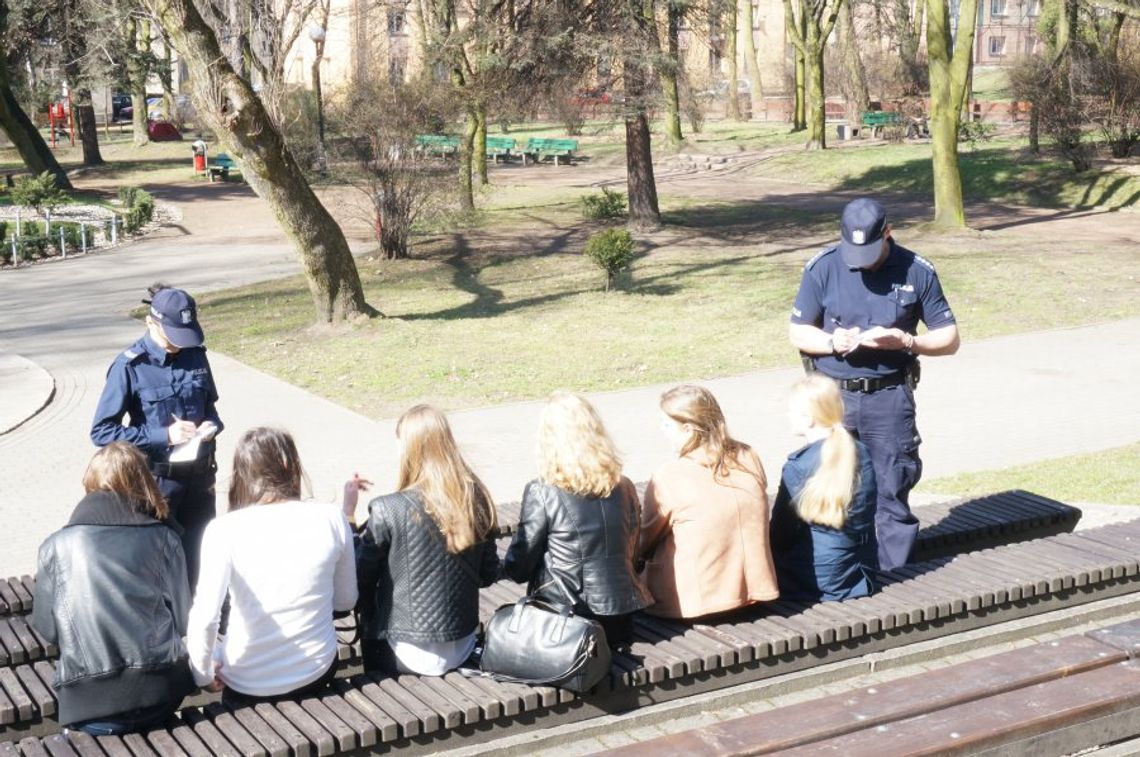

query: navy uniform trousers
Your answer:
[841,384,922,571]
[157,470,216,589]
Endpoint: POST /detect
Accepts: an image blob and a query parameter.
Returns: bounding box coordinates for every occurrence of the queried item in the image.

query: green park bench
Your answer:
[207,154,239,183]
[861,111,904,138]
[414,134,460,157]
[522,137,579,166]
[486,136,517,163]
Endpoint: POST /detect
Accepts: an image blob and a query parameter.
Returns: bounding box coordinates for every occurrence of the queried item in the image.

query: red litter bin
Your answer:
[193,153,206,172]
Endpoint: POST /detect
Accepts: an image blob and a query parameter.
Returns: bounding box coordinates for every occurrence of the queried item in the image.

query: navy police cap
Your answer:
[839,198,888,269]
[148,288,204,349]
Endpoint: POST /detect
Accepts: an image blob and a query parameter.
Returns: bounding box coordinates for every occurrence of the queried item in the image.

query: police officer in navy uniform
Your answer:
[91,284,223,586]
[788,199,959,570]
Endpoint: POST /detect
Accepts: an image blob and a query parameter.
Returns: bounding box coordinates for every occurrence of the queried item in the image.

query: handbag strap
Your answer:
[461,632,599,687]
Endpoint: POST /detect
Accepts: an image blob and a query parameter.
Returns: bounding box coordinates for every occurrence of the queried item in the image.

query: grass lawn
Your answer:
[919,443,1140,506]
[199,191,1140,418]
[744,137,1140,210]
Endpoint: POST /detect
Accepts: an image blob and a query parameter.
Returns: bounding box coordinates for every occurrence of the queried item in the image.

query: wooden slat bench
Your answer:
[413,135,459,158]
[606,617,1140,755]
[521,137,578,166]
[3,513,1138,752]
[485,136,516,163]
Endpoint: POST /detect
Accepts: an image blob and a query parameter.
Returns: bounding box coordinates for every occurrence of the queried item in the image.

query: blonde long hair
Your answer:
[790,375,858,529]
[397,404,496,553]
[83,442,168,519]
[537,392,623,498]
[660,384,766,489]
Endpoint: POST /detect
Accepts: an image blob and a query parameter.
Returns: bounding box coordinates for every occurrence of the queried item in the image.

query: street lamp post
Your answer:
[308,24,328,173]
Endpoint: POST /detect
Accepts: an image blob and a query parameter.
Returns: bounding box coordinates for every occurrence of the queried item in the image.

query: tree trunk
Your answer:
[1028,104,1039,153]
[839,0,869,126]
[660,2,683,145]
[127,17,150,147]
[726,0,742,120]
[625,111,660,229]
[459,107,476,210]
[162,44,177,125]
[474,103,488,186]
[742,0,765,118]
[74,99,104,166]
[805,43,826,149]
[0,3,72,189]
[926,0,978,228]
[146,0,375,322]
[793,14,807,130]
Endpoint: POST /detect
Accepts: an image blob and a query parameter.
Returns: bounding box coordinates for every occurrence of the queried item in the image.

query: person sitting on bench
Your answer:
[638,385,779,619]
[770,375,879,602]
[352,405,500,676]
[32,443,196,736]
[186,428,357,706]
[504,392,652,646]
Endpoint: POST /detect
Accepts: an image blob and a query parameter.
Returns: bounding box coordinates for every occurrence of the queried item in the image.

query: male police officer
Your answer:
[91,285,223,585]
[788,199,959,570]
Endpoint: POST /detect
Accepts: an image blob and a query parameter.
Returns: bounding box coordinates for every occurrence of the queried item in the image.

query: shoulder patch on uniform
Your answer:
[913,254,937,273]
[122,348,142,360]
[804,247,836,271]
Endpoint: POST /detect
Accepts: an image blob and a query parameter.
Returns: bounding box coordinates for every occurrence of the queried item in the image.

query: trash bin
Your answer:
[191,139,208,173]
[836,123,848,140]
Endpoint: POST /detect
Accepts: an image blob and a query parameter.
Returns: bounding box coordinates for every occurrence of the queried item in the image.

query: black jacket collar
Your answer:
[67,490,168,529]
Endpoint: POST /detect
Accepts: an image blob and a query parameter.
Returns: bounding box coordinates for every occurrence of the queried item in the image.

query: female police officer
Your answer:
[91,284,223,587]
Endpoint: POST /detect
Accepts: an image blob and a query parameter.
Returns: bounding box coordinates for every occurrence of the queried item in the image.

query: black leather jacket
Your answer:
[357,490,500,643]
[503,477,652,616]
[31,491,195,725]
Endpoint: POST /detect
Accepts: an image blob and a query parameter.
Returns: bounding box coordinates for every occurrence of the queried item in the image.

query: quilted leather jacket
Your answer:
[31,491,195,726]
[357,489,500,643]
[503,477,653,616]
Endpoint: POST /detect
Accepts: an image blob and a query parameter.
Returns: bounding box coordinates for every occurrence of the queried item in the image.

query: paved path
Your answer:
[1,173,1137,577]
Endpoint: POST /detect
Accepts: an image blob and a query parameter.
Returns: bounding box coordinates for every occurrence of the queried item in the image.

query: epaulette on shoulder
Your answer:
[804,247,836,271]
[913,253,938,273]
[121,348,144,362]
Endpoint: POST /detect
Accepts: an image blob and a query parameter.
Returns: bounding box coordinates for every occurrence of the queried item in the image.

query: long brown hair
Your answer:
[83,442,168,519]
[228,427,306,510]
[789,375,858,529]
[537,392,623,498]
[660,384,766,489]
[397,405,496,553]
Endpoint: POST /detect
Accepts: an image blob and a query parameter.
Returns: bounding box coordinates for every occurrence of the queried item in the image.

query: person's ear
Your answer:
[883,223,893,240]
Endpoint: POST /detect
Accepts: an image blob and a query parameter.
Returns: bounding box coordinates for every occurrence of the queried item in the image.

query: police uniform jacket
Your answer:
[91,334,223,463]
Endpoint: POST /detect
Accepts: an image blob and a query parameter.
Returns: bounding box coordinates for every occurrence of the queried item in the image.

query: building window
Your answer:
[990,0,1005,16]
[989,35,1006,56]
[387,10,405,34]
[389,54,406,83]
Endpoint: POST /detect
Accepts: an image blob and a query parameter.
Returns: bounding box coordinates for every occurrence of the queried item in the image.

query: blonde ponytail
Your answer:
[789,375,859,529]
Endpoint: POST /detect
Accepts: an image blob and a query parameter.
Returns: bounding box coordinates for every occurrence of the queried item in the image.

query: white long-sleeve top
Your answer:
[186,500,358,696]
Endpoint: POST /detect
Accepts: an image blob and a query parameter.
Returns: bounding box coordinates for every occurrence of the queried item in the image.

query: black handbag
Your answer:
[478,596,612,693]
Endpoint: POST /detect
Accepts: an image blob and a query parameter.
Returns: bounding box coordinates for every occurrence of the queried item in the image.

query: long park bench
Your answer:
[412,135,459,158]
[609,617,1140,755]
[861,111,904,138]
[207,154,239,183]
[3,492,1124,754]
[522,138,578,166]
[485,137,516,163]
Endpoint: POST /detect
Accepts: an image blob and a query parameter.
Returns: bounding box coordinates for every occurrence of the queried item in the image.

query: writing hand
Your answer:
[859,326,909,351]
[197,421,219,442]
[831,326,863,355]
[167,417,198,445]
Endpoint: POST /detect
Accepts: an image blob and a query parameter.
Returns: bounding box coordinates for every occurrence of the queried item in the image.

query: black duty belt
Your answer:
[151,455,215,479]
[837,372,907,393]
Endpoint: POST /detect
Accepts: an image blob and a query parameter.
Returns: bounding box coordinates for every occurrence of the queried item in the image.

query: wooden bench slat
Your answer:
[1087,618,1140,658]
[119,733,157,757]
[346,677,420,738]
[17,738,50,757]
[14,663,54,717]
[0,621,27,665]
[374,677,441,734]
[91,736,131,757]
[201,703,267,757]
[40,734,80,757]
[0,666,34,721]
[273,701,334,757]
[0,742,18,756]
[635,615,726,669]
[297,699,356,752]
[418,675,482,724]
[460,673,524,716]
[228,705,290,757]
[8,581,33,616]
[1054,533,1135,577]
[441,671,502,720]
[395,675,462,729]
[328,680,399,743]
[249,702,312,757]
[0,583,22,615]
[181,707,243,757]
[141,731,187,757]
[317,693,379,749]
[166,724,215,757]
[62,732,106,757]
